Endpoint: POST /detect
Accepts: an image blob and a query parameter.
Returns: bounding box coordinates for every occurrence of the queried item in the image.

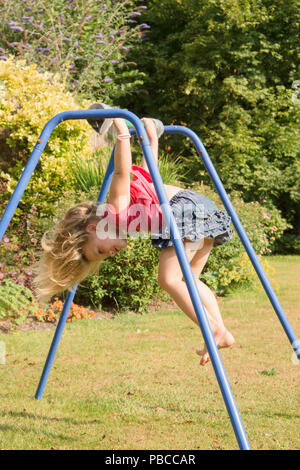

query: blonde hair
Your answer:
[32,201,102,304]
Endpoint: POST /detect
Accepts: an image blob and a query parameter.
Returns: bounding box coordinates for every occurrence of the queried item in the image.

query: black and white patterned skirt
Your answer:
[151,189,234,250]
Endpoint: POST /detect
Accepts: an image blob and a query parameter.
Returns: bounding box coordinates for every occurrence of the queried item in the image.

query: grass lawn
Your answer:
[0,255,299,450]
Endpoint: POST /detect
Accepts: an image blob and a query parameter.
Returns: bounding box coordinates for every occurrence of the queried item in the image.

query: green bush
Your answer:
[68,146,186,194]
[76,236,161,313]
[136,150,186,186]
[0,278,38,324]
[125,0,300,244]
[189,184,289,294]
[67,149,110,193]
[274,232,300,255]
[0,0,145,102]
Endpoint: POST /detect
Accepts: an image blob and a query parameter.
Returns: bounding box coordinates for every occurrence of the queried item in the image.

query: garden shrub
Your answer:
[76,236,161,313]
[0,230,36,292]
[67,146,186,195]
[0,278,38,324]
[188,183,289,294]
[0,0,146,102]
[0,57,93,231]
[274,232,300,255]
[135,150,186,186]
[66,148,111,193]
[126,0,300,248]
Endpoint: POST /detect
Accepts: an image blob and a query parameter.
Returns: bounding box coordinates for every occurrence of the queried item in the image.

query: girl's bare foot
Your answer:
[196,327,235,366]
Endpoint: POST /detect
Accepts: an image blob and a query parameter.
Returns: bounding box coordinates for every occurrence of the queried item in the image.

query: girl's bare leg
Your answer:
[157,238,234,365]
[189,239,234,364]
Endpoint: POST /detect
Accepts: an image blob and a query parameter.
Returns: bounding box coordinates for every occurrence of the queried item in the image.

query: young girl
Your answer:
[33,117,234,366]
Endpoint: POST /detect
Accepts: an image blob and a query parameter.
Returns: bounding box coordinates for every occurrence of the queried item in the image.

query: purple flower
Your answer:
[84,16,93,21]
[36,47,43,53]
[3,237,10,243]
[96,32,103,39]
[50,56,59,62]
[109,35,115,41]
[96,40,106,44]
[74,40,79,47]
[43,48,50,53]
[103,78,112,83]
[95,53,104,59]
[129,20,137,24]
[10,42,19,47]
[137,5,147,9]
[111,60,120,64]
[83,68,87,72]
[75,56,83,60]
[10,26,24,32]
[68,64,75,70]
[0,56,8,61]
[6,21,17,26]
[101,4,107,10]
[62,36,71,42]
[139,23,151,30]
[129,12,142,17]
[120,46,129,52]
[118,30,125,35]
[21,16,33,22]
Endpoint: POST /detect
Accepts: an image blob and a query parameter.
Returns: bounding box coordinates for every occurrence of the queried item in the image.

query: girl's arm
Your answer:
[107,119,131,213]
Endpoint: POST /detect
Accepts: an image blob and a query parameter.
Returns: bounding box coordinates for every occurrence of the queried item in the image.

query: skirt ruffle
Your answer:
[151,189,234,250]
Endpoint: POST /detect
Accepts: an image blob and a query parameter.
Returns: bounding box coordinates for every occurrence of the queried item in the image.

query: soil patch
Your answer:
[0,298,178,335]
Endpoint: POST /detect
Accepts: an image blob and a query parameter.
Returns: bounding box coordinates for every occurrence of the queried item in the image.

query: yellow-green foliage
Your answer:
[0,57,93,224]
[218,251,274,289]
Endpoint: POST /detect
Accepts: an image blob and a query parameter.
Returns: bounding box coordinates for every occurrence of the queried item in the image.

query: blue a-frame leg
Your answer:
[1,109,299,450]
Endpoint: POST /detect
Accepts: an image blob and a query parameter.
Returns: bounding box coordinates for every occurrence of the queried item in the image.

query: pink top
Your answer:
[102,165,163,234]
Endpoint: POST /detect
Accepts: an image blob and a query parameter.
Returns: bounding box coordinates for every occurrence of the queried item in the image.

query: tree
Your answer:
[123,0,300,249]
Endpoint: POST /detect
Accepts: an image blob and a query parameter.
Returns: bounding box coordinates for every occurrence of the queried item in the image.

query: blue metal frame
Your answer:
[0,108,299,449]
